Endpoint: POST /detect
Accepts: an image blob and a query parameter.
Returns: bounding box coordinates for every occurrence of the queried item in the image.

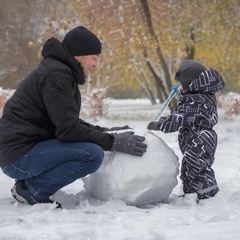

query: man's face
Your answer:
[75,55,100,77]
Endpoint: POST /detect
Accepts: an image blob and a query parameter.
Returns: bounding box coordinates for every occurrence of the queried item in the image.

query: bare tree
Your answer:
[139,0,177,109]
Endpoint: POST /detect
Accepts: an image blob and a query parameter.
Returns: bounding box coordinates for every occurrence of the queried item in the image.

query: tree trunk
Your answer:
[139,0,177,110]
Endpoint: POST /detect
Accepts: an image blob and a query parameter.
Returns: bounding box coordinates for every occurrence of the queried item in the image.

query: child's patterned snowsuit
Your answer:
[158,68,225,199]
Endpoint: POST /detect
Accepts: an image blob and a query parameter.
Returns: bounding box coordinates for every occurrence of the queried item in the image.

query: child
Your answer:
[147,60,225,201]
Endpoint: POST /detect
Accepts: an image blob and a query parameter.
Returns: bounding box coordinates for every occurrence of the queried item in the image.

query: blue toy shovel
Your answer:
[154,84,179,121]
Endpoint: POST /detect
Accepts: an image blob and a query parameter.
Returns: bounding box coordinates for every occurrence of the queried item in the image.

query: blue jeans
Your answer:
[1,139,104,201]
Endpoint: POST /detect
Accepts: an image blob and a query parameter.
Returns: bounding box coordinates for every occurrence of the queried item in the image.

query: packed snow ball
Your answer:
[83,130,179,206]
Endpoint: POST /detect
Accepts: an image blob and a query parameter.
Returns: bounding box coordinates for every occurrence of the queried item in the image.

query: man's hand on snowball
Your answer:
[110,131,147,157]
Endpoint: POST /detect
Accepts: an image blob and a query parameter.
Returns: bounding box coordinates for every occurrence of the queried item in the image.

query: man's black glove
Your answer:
[111,131,147,157]
[147,121,159,130]
[104,125,132,132]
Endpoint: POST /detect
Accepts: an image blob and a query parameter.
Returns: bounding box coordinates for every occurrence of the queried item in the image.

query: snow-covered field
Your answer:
[1,97,240,240]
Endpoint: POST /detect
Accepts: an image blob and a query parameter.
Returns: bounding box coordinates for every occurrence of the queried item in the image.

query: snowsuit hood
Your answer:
[182,68,225,95]
[42,38,86,85]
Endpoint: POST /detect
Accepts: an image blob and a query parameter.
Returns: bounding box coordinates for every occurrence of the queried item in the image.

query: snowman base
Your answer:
[83,130,179,206]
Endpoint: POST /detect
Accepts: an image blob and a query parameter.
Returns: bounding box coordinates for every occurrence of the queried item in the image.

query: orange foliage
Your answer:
[69,0,240,95]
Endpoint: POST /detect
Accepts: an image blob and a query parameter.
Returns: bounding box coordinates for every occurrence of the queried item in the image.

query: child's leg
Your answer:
[179,130,219,200]
[180,154,219,199]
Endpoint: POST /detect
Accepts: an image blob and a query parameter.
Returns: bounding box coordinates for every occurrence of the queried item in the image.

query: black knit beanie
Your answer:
[175,60,206,89]
[62,26,102,56]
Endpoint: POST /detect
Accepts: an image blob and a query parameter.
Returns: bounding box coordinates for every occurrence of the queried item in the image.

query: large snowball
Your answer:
[83,130,179,206]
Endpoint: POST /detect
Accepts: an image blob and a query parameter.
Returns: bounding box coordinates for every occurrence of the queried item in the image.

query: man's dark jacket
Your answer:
[0,38,113,167]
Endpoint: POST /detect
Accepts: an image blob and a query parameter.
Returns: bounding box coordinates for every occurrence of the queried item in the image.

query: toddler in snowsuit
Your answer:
[147,60,225,201]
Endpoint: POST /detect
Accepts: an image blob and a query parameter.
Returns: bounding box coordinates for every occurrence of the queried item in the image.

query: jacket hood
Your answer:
[42,38,86,85]
[182,68,225,94]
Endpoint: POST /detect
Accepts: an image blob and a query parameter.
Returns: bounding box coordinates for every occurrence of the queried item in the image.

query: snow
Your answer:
[1,98,240,240]
[83,130,179,206]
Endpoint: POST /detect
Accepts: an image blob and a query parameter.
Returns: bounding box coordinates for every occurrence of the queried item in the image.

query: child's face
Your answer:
[178,83,183,91]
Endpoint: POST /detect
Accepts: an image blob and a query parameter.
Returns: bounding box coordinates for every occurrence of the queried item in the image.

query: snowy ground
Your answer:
[1,98,240,240]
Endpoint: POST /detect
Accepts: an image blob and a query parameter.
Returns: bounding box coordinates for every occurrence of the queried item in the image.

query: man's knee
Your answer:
[87,144,104,174]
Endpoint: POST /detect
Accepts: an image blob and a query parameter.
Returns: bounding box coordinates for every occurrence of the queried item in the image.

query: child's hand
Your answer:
[147,121,159,130]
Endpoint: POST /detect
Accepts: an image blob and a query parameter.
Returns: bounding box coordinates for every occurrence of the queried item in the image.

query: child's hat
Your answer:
[62,26,102,56]
[175,60,206,89]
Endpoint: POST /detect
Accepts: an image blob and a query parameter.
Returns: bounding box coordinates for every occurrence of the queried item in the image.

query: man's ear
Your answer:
[74,56,80,62]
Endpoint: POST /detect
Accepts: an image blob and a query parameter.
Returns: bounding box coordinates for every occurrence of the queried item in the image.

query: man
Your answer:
[0,26,147,207]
